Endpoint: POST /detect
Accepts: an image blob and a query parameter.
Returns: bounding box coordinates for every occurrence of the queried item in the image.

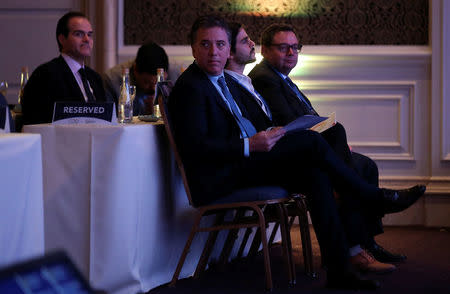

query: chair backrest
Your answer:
[157,82,196,207]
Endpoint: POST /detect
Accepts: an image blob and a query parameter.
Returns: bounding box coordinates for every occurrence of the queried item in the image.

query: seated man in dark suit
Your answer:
[169,15,425,290]
[22,11,107,125]
[248,23,407,264]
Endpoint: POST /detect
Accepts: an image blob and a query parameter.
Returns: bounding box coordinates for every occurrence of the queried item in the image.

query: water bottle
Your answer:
[153,68,164,118]
[118,67,133,123]
[15,66,28,113]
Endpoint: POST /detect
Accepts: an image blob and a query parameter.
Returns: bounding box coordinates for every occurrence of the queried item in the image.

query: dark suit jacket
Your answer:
[249,59,384,242]
[22,56,106,125]
[248,59,315,126]
[169,63,263,205]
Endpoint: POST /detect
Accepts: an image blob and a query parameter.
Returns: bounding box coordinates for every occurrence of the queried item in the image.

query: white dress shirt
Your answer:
[225,69,271,118]
[207,72,250,157]
[61,53,94,102]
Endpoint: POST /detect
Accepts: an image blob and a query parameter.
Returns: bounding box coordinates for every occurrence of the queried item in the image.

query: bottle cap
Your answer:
[22,66,29,73]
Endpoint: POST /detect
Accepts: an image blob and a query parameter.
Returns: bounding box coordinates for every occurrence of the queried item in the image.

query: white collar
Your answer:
[61,53,84,75]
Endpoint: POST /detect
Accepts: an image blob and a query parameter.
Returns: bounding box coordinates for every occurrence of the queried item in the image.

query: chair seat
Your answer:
[210,186,289,205]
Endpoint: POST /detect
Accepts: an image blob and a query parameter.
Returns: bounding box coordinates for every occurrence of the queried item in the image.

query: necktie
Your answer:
[285,77,317,115]
[253,89,272,120]
[78,68,96,102]
[217,77,257,138]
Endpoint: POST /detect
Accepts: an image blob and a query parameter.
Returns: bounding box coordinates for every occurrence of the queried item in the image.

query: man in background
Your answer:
[103,42,169,115]
[248,23,408,264]
[22,11,106,125]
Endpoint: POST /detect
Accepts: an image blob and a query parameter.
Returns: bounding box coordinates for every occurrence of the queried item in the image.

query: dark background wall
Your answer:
[124,0,428,46]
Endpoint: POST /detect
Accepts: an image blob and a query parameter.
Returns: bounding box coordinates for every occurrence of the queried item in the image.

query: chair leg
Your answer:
[193,212,226,279]
[295,197,315,277]
[248,226,262,258]
[237,226,253,258]
[170,212,203,287]
[276,203,296,285]
[248,204,269,258]
[268,222,280,247]
[253,206,273,291]
[218,209,246,265]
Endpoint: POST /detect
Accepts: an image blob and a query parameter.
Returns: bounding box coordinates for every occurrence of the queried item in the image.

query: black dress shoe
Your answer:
[327,270,380,290]
[383,185,426,213]
[367,242,407,263]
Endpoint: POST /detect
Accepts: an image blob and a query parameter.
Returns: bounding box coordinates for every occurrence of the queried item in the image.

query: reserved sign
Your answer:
[52,102,117,125]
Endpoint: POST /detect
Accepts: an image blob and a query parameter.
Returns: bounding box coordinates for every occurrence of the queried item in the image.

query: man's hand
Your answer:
[249,127,286,152]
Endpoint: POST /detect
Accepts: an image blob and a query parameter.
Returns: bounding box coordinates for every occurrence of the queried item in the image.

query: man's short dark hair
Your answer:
[260,24,297,46]
[189,15,231,46]
[56,11,87,52]
[227,22,244,53]
[134,42,169,75]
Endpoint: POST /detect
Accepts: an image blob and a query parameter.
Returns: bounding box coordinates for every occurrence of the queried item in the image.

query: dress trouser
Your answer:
[237,129,384,272]
[321,123,384,247]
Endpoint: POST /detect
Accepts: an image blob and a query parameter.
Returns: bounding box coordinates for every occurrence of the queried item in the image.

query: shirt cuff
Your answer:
[244,138,249,157]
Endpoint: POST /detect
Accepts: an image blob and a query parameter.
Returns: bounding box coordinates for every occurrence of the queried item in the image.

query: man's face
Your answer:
[58,17,93,63]
[192,27,230,76]
[133,68,157,95]
[232,28,256,65]
[261,31,299,75]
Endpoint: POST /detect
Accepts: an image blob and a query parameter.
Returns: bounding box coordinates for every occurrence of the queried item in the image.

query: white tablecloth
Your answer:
[23,122,248,294]
[0,133,44,268]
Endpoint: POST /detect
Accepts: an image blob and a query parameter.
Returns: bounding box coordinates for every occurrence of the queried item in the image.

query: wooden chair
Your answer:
[229,195,316,281]
[158,87,295,290]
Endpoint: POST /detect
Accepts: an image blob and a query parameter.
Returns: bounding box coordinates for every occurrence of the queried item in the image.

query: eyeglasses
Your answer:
[270,43,302,53]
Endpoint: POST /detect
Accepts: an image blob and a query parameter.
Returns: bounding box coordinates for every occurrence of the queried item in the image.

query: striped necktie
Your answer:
[218,77,256,138]
[285,77,317,115]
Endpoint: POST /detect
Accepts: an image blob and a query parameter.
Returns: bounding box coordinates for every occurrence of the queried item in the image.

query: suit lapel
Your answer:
[57,56,86,102]
[190,63,230,115]
[262,60,315,115]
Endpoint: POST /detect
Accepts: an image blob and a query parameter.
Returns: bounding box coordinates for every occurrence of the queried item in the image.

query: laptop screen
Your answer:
[0,251,95,294]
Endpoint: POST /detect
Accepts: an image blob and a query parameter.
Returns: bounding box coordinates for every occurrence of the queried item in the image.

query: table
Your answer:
[23,121,253,294]
[0,133,44,268]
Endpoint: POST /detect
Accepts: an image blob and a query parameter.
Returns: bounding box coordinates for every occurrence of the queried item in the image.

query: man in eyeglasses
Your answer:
[22,11,107,125]
[249,24,408,266]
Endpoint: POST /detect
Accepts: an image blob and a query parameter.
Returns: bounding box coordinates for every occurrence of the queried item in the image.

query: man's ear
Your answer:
[228,47,235,60]
[57,34,65,47]
[261,45,267,57]
[191,46,197,60]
